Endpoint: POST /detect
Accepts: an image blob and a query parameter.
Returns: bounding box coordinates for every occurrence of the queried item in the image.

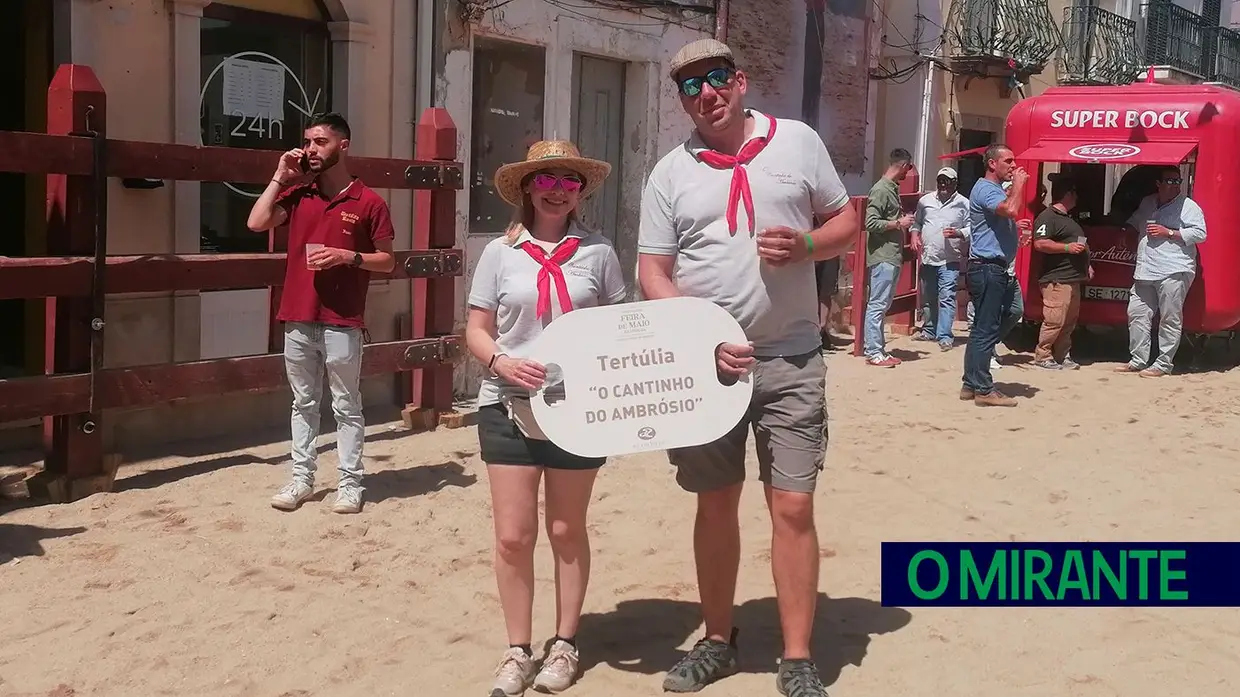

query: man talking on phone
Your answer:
[246,113,396,514]
[961,144,1027,407]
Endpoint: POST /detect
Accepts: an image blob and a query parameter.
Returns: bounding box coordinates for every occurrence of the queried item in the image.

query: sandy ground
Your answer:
[4,329,1240,697]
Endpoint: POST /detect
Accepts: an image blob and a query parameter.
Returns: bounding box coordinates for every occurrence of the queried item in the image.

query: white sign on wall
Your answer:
[527,297,754,458]
[222,58,286,122]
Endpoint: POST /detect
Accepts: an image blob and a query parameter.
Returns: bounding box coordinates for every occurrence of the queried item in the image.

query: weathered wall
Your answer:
[725,0,874,193]
[32,0,421,452]
[434,0,712,397]
[818,0,872,188]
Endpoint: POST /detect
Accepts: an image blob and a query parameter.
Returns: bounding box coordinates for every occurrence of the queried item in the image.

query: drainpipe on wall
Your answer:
[914,50,937,185]
[715,0,729,41]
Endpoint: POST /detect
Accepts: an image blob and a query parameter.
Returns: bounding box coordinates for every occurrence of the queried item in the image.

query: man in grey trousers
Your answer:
[1116,165,1206,377]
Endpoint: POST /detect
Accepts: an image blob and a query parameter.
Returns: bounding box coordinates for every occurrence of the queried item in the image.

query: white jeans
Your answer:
[1127,272,1193,373]
[284,322,365,487]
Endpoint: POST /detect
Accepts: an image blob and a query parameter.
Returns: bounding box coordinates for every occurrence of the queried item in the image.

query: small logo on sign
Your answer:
[1068,144,1141,161]
[637,426,656,440]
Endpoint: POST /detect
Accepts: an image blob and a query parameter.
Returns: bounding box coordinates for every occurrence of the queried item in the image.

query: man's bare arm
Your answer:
[637,253,680,299]
[807,203,859,261]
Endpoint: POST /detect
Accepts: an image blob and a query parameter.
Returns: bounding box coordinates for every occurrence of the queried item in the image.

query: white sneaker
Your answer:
[332,484,363,514]
[270,480,313,511]
[990,356,1002,370]
[492,647,536,696]
[533,640,580,693]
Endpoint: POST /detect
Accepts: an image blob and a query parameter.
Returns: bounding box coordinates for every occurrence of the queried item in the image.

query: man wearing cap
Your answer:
[637,38,857,697]
[910,167,970,351]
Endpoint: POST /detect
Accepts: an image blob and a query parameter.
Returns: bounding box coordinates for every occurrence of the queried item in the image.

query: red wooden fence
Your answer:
[0,64,464,502]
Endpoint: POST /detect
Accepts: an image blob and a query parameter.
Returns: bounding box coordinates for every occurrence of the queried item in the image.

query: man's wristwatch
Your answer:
[351,252,362,267]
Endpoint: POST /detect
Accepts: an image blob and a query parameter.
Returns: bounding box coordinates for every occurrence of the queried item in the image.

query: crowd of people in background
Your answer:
[854,145,1207,406]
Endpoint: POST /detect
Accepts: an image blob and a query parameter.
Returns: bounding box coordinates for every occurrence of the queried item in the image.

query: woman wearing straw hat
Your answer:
[465,140,627,696]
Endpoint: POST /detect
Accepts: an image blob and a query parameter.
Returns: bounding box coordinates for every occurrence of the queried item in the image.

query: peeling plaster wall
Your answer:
[820,2,872,189]
[726,0,875,193]
[435,0,712,397]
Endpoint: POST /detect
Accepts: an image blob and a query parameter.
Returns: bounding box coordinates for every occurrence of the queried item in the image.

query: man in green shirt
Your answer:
[862,148,914,366]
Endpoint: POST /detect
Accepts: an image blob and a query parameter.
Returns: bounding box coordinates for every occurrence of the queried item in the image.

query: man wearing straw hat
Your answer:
[637,38,857,697]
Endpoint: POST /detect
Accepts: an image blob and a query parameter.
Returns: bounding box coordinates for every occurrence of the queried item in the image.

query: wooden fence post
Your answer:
[33,64,109,501]
[403,107,459,430]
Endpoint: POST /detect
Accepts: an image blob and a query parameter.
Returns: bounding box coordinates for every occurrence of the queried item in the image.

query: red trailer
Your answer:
[1003,81,1240,336]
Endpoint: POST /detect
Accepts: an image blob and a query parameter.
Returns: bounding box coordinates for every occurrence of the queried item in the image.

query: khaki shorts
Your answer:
[668,349,828,494]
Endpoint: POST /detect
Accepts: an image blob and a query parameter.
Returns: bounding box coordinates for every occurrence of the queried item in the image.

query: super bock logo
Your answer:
[525,297,753,458]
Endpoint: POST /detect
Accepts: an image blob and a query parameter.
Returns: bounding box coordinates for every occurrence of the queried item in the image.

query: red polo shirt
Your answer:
[275,178,395,328]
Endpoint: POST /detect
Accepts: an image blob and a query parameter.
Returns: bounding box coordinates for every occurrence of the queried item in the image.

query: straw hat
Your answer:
[494,140,612,206]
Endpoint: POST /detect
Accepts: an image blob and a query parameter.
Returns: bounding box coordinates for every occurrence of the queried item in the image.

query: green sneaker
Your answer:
[661,628,739,692]
[776,658,828,697]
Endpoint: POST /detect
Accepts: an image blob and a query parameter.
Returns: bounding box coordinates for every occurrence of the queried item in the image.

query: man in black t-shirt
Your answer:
[1030,174,1093,370]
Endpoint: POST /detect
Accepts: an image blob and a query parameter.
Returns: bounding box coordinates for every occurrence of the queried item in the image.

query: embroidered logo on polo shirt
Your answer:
[340,211,360,234]
[759,166,797,187]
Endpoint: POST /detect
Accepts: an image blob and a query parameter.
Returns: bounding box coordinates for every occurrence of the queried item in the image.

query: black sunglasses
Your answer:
[1161,177,1183,185]
[678,67,734,97]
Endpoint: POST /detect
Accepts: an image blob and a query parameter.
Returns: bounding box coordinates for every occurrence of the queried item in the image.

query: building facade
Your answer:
[872,0,1240,197]
[2,0,426,452]
[2,0,882,453]
[441,0,879,395]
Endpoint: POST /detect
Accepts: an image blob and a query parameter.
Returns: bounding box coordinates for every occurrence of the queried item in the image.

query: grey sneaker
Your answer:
[270,479,313,511]
[333,484,363,514]
[1060,357,1082,370]
[662,628,739,692]
[532,640,579,693]
[776,658,828,696]
[1032,359,1061,370]
[492,647,536,697]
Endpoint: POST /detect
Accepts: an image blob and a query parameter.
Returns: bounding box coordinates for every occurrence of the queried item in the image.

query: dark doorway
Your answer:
[955,128,994,198]
[0,0,52,379]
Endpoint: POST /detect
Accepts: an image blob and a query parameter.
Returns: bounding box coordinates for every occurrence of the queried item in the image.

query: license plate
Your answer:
[1084,286,1130,302]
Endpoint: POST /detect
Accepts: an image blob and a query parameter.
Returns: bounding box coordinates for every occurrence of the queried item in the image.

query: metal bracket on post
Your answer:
[70,105,108,421]
[404,164,464,189]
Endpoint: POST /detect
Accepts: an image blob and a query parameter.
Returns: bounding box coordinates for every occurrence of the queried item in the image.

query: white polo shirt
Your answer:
[468,224,628,407]
[637,110,850,357]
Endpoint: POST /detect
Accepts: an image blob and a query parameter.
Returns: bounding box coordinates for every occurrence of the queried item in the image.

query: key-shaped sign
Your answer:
[526,296,754,458]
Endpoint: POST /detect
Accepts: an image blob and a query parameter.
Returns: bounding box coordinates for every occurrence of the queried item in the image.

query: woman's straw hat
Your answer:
[494,140,612,206]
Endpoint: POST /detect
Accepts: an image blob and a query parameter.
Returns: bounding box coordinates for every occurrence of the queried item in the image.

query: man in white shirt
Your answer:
[637,38,857,697]
[910,167,970,351]
[1116,165,1206,377]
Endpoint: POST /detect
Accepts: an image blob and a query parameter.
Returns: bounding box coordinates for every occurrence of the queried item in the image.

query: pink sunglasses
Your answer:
[531,173,584,193]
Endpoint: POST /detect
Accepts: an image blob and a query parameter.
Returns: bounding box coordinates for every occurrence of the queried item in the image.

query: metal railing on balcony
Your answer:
[1057,4,1142,85]
[945,0,1062,72]
[1204,24,1240,88]
[1144,0,1206,77]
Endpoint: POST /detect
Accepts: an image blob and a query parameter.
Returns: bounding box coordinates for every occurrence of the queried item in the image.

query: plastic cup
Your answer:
[305,243,324,270]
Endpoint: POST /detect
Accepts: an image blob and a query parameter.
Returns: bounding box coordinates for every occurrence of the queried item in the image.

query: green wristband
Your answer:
[1064,243,1070,253]
[805,233,815,254]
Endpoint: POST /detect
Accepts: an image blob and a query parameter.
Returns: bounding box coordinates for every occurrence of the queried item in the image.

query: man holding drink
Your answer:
[961,144,1028,407]
[910,166,970,351]
[1117,165,1207,377]
[1030,173,1092,370]
[246,113,396,514]
[637,38,857,697]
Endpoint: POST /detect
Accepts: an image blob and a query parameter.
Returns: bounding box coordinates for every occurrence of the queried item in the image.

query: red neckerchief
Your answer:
[695,118,778,235]
[519,237,582,318]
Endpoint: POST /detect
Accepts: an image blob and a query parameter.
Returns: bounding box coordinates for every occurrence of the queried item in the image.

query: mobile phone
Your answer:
[299,153,310,173]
